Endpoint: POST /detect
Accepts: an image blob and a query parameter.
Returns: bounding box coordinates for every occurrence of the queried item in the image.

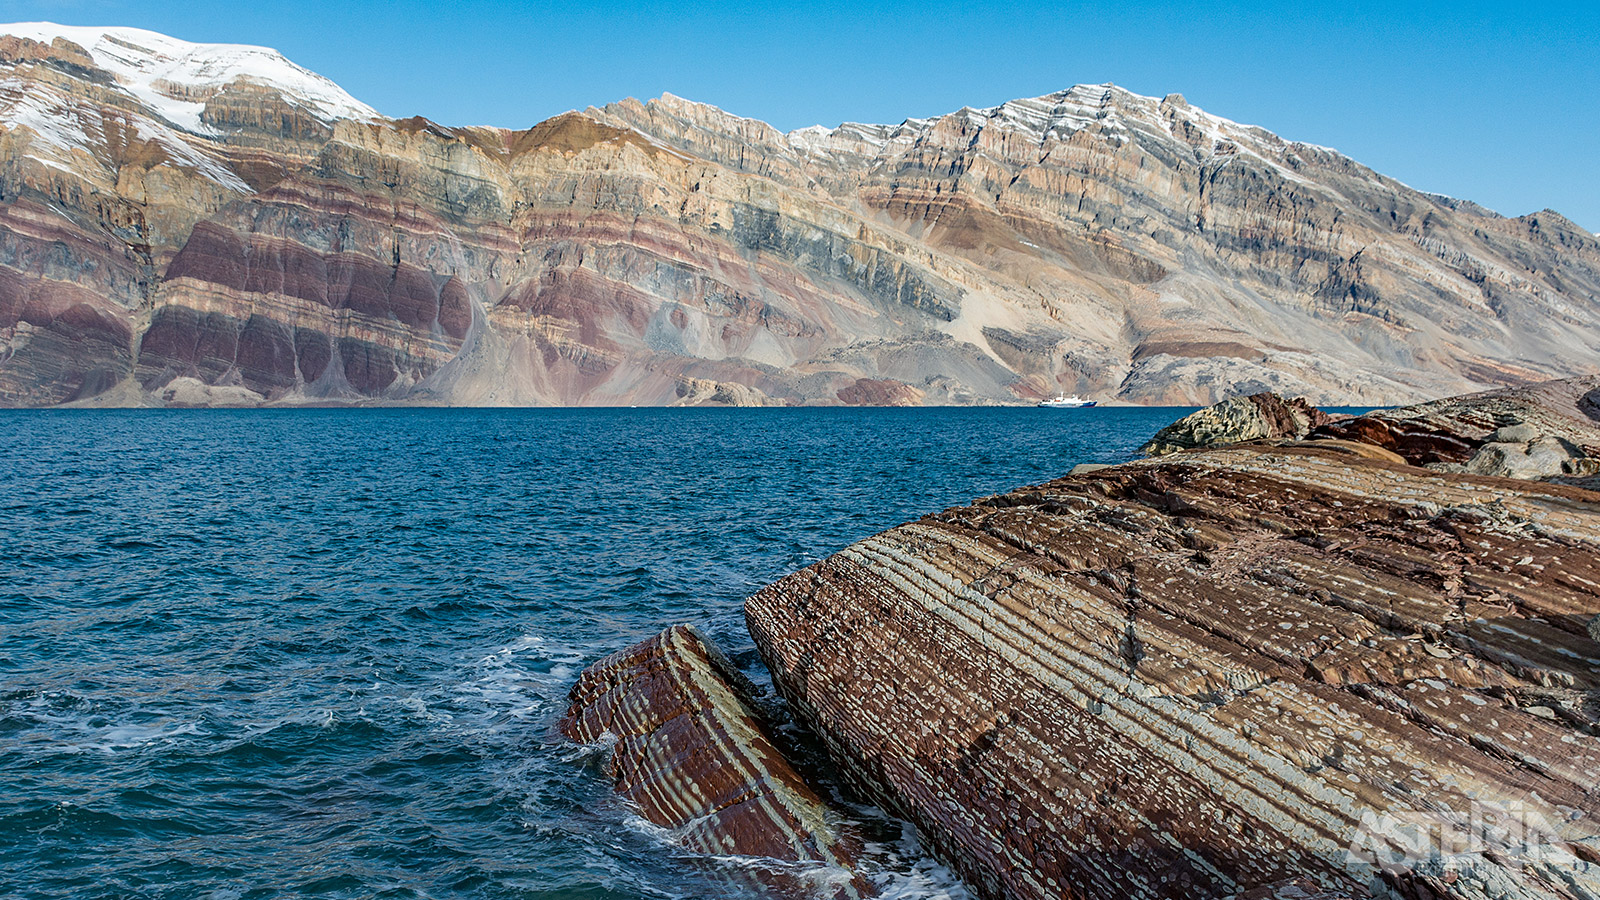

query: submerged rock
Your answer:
[1141,392,1332,455]
[747,402,1600,899]
[560,624,873,899]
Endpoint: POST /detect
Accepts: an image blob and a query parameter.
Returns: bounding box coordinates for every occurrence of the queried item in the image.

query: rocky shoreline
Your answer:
[563,377,1600,899]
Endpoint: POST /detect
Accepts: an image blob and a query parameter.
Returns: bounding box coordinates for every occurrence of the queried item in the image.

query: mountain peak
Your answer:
[0,22,377,132]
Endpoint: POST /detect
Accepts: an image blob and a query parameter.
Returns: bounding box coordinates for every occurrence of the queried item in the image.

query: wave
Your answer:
[1,691,208,755]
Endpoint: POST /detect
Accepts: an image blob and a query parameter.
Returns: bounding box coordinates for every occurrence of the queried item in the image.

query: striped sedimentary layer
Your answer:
[5,25,1600,406]
[747,423,1600,898]
[134,181,487,400]
[1314,377,1600,471]
[598,90,1600,405]
[560,624,873,899]
[0,199,142,404]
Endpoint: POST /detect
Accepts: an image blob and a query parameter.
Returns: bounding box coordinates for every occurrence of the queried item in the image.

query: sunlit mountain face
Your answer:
[2,23,1597,408]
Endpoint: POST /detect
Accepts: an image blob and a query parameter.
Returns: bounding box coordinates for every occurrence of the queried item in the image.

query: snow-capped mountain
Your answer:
[3,23,375,131]
[1,22,1597,408]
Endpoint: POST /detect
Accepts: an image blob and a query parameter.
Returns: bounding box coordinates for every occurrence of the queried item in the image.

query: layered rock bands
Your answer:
[557,379,1597,899]
[560,624,874,899]
[743,381,1600,899]
[5,25,1600,406]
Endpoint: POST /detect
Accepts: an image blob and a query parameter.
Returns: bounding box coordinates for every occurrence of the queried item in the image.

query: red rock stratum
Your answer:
[560,624,874,899]
[4,25,1600,406]
[746,381,1600,899]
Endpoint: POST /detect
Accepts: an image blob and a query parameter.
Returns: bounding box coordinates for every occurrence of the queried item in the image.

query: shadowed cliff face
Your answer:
[2,27,1598,406]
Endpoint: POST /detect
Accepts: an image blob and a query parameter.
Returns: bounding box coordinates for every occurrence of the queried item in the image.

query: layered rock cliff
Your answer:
[744,380,1600,899]
[550,380,1600,898]
[3,23,1598,407]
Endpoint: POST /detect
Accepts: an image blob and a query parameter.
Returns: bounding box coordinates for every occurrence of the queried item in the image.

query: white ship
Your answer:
[1037,394,1098,408]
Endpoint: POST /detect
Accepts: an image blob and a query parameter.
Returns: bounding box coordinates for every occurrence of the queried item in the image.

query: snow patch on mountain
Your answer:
[784,118,928,160]
[0,75,250,191]
[1,22,377,133]
[779,82,1350,190]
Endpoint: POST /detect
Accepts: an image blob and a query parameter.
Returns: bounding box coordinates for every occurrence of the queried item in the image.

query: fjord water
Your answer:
[1,407,1181,900]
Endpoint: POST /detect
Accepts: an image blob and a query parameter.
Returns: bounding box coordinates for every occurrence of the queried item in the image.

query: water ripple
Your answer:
[0,406,1177,898]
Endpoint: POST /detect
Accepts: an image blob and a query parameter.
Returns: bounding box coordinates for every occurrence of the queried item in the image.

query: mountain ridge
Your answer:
[1,22,1596,407]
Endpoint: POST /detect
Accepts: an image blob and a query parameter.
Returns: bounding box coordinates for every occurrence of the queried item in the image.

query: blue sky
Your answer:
[8,0,1598,231]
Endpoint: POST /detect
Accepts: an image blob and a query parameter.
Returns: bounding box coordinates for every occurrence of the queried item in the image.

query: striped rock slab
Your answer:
[1313,376,1600,467]
[747,442,1600,900]
[560,624,873,899]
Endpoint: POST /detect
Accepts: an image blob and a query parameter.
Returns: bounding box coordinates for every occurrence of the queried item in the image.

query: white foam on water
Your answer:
[621,812,677,844]
[558,731,617,765]
[78,719,205,753]
[395,695,452,725]
[874,858,976,900]
[9,693,209,754]
[450,631,594,734]
[866,820,977,900]
[615,778,977,899]
[442,632,978,899]
[233,706,340,739]
[706,851,861,892]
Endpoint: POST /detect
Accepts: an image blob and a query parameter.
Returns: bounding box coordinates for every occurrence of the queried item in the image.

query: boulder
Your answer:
[747,441,1600,900]
[561,624,873,898]
[1141,392,1333,455]
[1463,435,1588,480]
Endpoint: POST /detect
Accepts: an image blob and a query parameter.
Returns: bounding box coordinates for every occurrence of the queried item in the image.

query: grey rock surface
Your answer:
[1142,392,1332,455]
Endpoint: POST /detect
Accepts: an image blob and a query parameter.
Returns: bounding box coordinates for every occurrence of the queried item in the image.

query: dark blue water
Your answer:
[0,407,1182,900]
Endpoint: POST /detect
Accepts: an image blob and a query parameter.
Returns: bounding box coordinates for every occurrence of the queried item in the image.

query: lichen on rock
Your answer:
[1141,391,1332,455]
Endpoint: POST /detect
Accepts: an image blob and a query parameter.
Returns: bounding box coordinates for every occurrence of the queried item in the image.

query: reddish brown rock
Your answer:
[561,625,873,899]
[6,26,1600,406]
[835,378,924,407]
[1315,376,1600,469]
[0,208,141,405]
[747,426,1600,899]
[0,35,94,68]
[136,186,488,400]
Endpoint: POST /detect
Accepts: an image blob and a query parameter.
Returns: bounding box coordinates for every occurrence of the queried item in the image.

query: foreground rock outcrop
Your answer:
[560,624,872,898]
[4,24,1600,406]
[1314,377,1600,478]
[745,379,1600,899]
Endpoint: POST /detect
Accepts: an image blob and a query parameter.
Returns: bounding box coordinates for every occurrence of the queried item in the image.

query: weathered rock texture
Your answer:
[2,24,1599,406]
[561,624,872,899]
[1314,376,1600,473]
[747,408,1600,898]
[1142,391,1334,455]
